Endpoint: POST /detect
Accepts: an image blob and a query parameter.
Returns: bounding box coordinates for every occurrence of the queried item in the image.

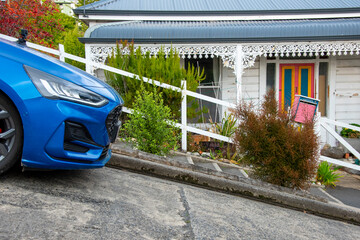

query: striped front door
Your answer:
[279,63,315,110]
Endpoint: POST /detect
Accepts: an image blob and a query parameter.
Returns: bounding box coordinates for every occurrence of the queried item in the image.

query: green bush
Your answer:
[50,11,76,45]
[316,161,342,187]
[233,90,319,189]
[105,42,206,120]
[340,123,360,138]
[123,85,179,155]
[63,26,85,70]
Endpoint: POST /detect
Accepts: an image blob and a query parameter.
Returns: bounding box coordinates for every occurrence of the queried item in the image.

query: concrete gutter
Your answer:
[108,145,360,225]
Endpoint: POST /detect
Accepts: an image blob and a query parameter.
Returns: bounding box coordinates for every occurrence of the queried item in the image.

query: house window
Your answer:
[266,63,275,91]
[318,62,328,116]
[185,57,220,123]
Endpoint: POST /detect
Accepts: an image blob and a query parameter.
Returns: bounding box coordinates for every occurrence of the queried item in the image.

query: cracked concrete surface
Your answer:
[0,167,359,239]
[177,186,195,239]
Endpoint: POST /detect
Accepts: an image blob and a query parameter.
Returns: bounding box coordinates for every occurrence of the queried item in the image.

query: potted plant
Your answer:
[204,112,238,158]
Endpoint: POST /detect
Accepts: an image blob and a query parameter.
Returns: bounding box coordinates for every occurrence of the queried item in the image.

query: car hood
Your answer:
[0,39,123,104]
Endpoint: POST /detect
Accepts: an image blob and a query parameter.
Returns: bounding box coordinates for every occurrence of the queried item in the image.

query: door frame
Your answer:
[259,56,332,118]
[279,63,315,110]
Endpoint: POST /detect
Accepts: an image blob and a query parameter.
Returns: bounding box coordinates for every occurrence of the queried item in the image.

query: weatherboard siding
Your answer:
[221,60,260,105]
[335,55,360,124]
[242,62,260,104]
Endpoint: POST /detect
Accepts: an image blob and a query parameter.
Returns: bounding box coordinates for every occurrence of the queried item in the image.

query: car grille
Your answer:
[63,121,110,161]
[99,145,110,160]
[106,105,122,143]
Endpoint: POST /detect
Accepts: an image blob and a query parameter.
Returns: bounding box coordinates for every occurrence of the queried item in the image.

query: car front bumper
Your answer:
[20,97,122,170]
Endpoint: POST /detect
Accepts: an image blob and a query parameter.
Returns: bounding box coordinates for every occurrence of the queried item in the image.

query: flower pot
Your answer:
[191,134,210,145]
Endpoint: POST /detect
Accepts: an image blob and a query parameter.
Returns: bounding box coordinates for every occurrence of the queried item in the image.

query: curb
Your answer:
[108,152,360,225]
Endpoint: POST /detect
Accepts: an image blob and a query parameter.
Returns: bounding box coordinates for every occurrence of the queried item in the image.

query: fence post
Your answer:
[85,45,93,74]
[315,112,322,160]
[59,44,65,62]
[181,80,187,152]
[235,45,243,105]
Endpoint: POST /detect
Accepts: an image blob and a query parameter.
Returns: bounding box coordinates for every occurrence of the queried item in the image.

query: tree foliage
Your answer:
[105,41,206,120]
[0,0,75,48]
[63,26,85,70]
[76,0,99,8]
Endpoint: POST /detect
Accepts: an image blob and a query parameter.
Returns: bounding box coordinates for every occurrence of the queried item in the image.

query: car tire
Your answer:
[0,94,23,175]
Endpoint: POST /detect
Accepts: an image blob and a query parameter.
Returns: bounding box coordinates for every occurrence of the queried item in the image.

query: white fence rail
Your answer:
[0,33,233,151]
[320,117,360,171]
[2,33,359,171]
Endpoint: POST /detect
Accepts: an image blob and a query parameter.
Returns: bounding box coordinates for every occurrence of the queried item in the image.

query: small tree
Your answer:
[105,42,206,120]
[0,0,75,48]
[233,90,318,189]
[123,85,179,155]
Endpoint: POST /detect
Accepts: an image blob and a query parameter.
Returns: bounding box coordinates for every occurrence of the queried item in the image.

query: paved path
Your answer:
[325,171,360,208]
[0,167,359,239]
[112,142,360,210]
[177,154,360,210]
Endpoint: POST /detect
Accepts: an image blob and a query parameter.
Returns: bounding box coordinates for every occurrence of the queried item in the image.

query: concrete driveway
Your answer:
[325,170,360,208]
[0,167,359,239]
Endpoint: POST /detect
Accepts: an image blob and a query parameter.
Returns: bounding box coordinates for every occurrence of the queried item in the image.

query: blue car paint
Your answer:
[0,39,120,101]
[0,38,123,170]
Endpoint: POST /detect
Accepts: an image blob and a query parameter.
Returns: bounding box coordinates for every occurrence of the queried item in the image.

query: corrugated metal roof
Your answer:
[80,18,360,43]
[75,0,360,14]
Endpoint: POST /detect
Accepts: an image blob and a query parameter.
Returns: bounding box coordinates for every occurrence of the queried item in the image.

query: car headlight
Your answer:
[24,65,108,107]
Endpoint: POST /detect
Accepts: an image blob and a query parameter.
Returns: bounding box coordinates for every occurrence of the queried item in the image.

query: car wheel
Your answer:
[0,94,23,175]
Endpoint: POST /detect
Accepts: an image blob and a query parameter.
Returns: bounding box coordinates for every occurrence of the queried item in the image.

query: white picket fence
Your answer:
[0,33,234,150]
[1,33,359,171]
[320,118,360,171]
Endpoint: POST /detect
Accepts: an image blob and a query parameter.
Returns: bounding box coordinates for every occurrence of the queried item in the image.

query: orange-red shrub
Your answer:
[233,90,318,189]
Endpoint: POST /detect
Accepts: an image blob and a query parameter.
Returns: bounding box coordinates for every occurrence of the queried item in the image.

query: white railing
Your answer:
[320,117,360,171]
[0,33,234,152]
[2,33,359,171]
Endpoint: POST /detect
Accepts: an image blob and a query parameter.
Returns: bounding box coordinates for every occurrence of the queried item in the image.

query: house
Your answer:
[54,0,77,16]
[74,0,360,129]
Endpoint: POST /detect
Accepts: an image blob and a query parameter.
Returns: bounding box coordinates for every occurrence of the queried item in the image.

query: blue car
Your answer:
[0,37,123,174]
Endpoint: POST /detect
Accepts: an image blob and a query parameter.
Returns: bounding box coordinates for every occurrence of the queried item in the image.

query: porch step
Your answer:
[171,155,190,164]
[192,158,218,171]
[220,165,248,178]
